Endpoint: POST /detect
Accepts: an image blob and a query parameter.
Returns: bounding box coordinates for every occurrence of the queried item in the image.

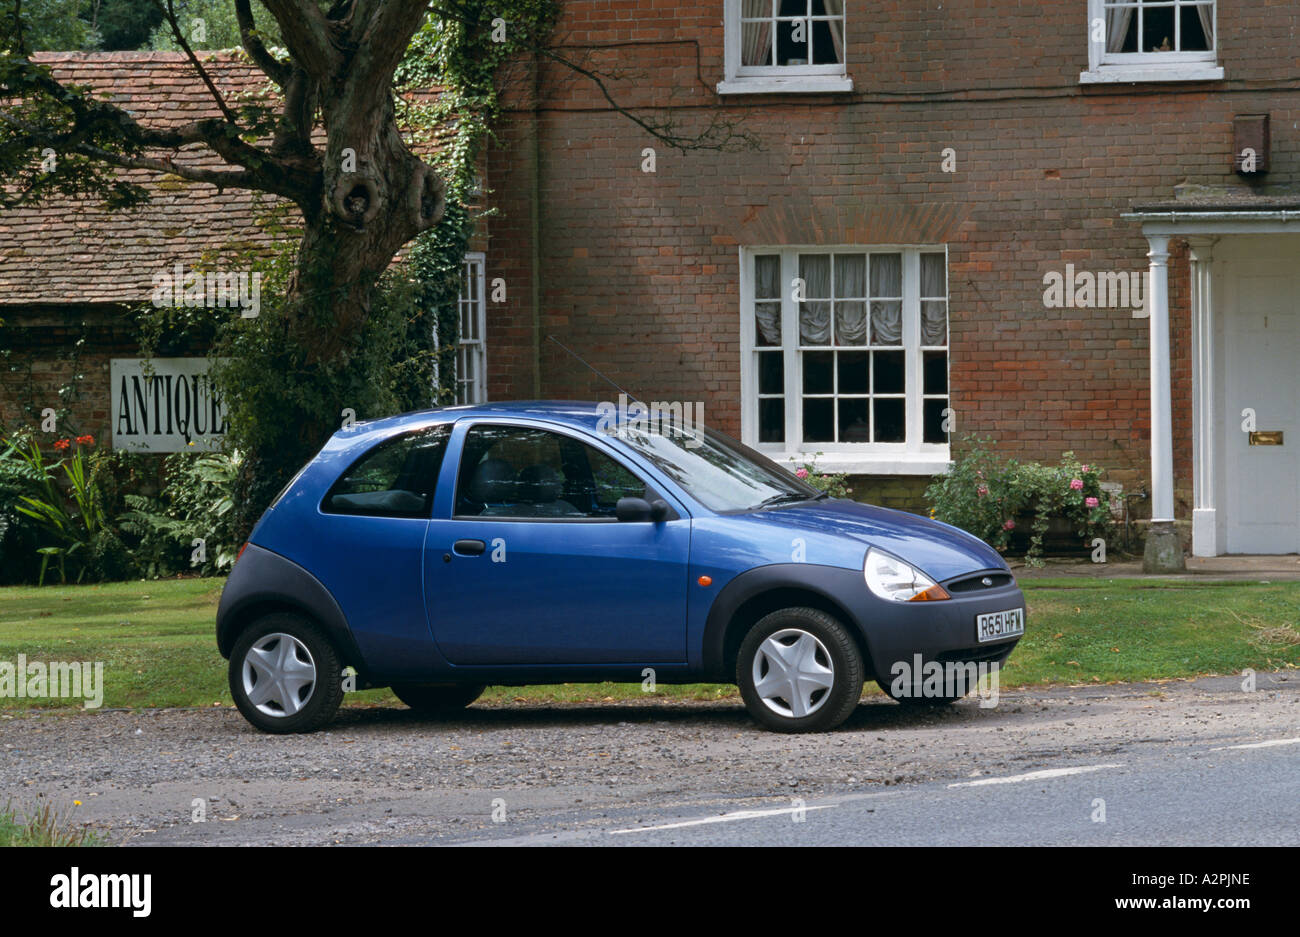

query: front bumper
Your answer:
[853,571,1025,683]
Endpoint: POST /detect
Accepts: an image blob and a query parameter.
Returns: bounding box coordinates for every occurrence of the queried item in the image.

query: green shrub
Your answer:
[926,436,1114,566]
[2,432,112,584]
[787,453,853,499]
[119,450,243,578]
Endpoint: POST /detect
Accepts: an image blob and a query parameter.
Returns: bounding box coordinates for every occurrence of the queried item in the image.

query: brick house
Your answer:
[6,2,1300,566]
[478,0,1300,566]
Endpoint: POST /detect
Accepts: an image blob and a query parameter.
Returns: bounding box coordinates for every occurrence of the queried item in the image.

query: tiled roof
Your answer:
[0,52,298,306]
[0,52,448,308]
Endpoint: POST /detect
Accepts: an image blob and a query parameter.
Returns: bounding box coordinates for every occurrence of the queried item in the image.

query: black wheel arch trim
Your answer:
[216,543,364,671]
[701,563,872,681]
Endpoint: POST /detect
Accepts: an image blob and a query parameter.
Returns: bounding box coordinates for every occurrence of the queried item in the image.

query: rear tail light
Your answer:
[236,542,249,564]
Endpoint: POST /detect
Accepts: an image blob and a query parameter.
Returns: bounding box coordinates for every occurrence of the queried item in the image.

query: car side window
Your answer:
[322,424,450,517]
[455,424,649,519]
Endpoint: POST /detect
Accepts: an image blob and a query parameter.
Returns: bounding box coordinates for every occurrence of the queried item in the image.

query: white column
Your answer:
[1188,239,1218,556]
[1147,234,1176,523]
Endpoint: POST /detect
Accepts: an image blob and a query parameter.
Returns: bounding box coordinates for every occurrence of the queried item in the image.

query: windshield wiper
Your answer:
[756,493,814,509]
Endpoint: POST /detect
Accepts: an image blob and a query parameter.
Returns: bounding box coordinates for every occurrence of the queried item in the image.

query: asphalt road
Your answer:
[450,736,1300,846]
[1,671,1296,846]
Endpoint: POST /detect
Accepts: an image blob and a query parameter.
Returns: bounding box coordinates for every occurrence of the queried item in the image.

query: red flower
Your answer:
[75,434,94,446]
[53,438,70,451]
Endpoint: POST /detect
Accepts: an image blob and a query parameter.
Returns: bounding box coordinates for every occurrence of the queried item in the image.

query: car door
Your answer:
[424,420,691,665]
[311,423,451,676]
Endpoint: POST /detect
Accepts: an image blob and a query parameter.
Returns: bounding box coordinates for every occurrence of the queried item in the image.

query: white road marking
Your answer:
[1210,737,1300,752]
[947,764,1124,788]
[608,804,837,835]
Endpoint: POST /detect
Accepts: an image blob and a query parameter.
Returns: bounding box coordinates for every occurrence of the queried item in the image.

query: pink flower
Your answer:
[1085,496,1099,508]
[1069,478,1084,490]
[795,468,809,479]
[1003,519,1015,531]
[976,484,989,497]
[1081,465,1091,473]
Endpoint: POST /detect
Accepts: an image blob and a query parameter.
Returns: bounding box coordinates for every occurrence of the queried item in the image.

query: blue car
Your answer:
[217,402,1024,733]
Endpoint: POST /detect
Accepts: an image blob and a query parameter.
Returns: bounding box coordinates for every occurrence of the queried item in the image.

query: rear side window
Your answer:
[322,424,451,518]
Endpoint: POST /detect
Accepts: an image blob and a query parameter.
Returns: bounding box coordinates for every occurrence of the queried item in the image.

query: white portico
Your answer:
[1126,197,1300,566]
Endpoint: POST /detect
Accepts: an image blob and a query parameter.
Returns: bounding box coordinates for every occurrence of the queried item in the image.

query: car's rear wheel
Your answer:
[390,683,486,713]
[737,607,863,733]
[229,613,344,734]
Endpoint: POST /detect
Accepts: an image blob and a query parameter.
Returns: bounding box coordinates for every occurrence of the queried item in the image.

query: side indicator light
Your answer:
[908,584,951,602]
[697,576,713,587]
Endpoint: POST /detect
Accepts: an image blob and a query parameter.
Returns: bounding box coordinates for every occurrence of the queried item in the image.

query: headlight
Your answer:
[864,547,950,602]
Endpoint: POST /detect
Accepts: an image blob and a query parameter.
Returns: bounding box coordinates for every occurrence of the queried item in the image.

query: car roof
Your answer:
[341,401,615,437]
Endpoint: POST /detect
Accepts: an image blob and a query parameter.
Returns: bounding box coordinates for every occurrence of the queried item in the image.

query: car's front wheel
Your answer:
[737,607,864,733]
[391,683,485,714]
[229,613,344,734]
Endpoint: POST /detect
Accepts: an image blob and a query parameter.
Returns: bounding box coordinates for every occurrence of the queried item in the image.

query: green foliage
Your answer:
[925,436,1115,566]
[0,801,100,847]
[119,449,242,576]
[2,431,109,584]
[92,0,166,50]
[147,0,281,51]
[4,0,95,51]
[787,453,852,499]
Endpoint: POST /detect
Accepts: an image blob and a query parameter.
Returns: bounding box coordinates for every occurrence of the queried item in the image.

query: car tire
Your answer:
[390,683,486,713]
[229,612,344,734]
[737,607,864,733]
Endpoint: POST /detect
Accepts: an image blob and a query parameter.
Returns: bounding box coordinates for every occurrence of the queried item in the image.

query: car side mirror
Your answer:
[616,497,670,522]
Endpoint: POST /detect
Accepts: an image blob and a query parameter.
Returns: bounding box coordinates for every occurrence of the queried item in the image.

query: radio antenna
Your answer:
[546,335,642,403]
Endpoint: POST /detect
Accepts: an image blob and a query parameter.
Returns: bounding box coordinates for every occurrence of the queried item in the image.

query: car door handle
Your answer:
[452,539,487,556]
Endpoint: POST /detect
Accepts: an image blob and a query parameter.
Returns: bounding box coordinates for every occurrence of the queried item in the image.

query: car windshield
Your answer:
[617,423,821,512]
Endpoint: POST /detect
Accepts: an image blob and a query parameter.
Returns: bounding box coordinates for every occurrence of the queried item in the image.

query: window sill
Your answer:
[1079,64,1223,84]
[717,75,854,95]
[769,451,952,476]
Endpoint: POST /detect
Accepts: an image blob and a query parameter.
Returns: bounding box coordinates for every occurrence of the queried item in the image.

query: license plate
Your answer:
[976,607,1025,643]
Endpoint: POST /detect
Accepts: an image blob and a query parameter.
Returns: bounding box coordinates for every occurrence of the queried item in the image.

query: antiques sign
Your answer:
[110,358,227,452]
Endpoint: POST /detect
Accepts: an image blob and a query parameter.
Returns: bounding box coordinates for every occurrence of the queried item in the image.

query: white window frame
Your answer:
[718,0,853,95]
[1081,0,1223,83]
[454,252,488,405]
[739,246,952,476]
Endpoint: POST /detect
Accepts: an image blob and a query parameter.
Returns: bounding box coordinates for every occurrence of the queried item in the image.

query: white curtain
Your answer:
[834,254,866,345]
[742,0,772,66]
[921,302,947,346]
[822,0,845,64]
[1196,2,1214,50]
[754,254,781,345]
[920,254,947,346]
[799,255,831,345]
[869,254,902,345]
[1105,3,1132,53]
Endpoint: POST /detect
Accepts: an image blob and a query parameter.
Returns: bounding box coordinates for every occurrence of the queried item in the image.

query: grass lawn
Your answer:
[0,576,1297,711]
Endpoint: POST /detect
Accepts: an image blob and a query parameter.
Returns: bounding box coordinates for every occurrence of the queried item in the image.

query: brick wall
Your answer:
[483,0,1300,520]
[0,306,205,449]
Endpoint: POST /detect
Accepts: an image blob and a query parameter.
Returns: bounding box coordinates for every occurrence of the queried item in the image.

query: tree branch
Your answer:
[157,0,239,125]
[534,45,758,152]
[356,0,434,78]
[261,0,343,77]
[235,0,290,87]
[70,143,266,192]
